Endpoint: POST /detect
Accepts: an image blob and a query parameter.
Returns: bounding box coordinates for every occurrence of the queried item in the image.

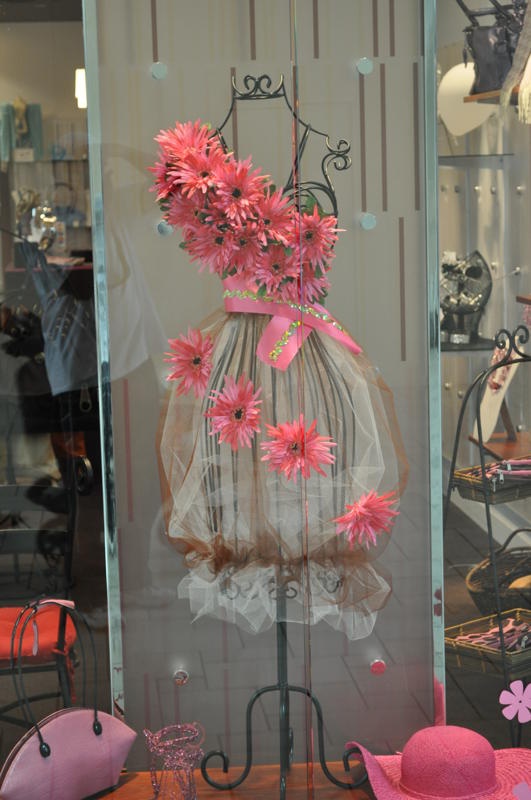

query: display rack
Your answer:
[444,325,531,747]
[198,74,366,799]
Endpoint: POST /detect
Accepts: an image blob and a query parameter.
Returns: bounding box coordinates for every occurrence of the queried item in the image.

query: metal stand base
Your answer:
[200,617,367,798]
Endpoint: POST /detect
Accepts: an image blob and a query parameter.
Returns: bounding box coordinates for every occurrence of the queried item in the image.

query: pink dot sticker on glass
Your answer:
[370,659,387,675]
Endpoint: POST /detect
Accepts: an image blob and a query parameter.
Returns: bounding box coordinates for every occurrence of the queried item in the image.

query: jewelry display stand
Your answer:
[198,74,367,798]
[444,325,531,748]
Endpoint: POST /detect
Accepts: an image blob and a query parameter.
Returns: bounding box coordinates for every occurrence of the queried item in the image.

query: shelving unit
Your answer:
[464,88,520,105]
[444,326,531,747]
[438,141,522,466]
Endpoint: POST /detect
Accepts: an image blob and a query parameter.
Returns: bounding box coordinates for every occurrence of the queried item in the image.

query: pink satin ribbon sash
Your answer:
[222,278,362,371]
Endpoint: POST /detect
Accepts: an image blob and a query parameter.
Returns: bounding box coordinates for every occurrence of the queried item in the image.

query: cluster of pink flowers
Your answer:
[151,120,338,304]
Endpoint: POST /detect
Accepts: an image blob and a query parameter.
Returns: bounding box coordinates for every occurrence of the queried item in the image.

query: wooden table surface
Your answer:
[101,764,376,798]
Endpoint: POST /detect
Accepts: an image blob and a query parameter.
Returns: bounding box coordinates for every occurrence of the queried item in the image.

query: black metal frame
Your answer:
[199,74,365,798]
[200,592,367,797]
[444,324,531,747]
[216,73,351,218]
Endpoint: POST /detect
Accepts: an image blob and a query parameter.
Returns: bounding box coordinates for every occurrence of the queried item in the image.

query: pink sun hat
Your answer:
[346,725,531,799]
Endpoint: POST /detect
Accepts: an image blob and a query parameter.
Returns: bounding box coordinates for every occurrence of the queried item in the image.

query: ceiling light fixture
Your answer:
[75,67,86,109]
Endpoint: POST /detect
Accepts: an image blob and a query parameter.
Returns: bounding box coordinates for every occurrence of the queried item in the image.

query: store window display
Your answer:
[83,0,441,784]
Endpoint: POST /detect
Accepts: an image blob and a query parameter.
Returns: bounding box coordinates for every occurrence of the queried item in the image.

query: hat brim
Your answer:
[347,741,531,800]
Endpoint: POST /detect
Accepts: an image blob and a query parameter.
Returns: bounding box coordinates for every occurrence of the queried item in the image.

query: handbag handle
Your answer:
[495,526,531,554]
[52,181,76,211]
[455,0,520,25]
[9,598,102,758]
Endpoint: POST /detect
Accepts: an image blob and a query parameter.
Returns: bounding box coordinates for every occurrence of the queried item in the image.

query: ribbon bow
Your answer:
[223,277,362,370]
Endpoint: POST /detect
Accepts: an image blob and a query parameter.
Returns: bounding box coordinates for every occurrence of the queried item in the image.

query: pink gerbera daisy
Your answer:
[261,415,336,482]
[205,374,262,450]
[166,190,208,236]
[279,262,331,304]
[333,490,399,549]
[253,188,292,246]
[165,328,214,398]
[172,148,226,198]
[151,120,223,201]
[154,119,218,161]
[229,221,265,276]
[292,207,338,267]
[211,156,269,226]
[185,221,238,276]
[255,243,298,295]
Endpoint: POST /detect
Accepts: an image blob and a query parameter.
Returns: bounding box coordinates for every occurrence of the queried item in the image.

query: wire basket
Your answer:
[445,608,531,679]
[465,529,531,615]
[454,458,531,504]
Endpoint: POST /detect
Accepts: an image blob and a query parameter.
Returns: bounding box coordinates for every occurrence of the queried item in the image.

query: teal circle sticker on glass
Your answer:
[359,212,377,231]
[151,61,168,80]
[356,57,374,76]
[157,220,173,236]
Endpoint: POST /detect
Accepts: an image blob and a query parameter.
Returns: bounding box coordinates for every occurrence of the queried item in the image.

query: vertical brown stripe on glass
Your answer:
[150,0,158,63]
[380,63,388,212]
[399,217,406,361]
[413,62,420,211]
[122,378,134,522]
[249,0,256,61]
[143,673,151,731]
[289,0,295,63]
[359,74,367,213]
[230,67,239,159]
[372,0,379,58]
[359,75,367,211]
[389,0,396,56]
[222,622,232,752]
[313,0,320,59]
[420,0,425,56]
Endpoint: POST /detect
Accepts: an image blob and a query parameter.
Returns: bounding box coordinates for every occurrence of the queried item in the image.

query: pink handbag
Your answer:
[0,600,137,800]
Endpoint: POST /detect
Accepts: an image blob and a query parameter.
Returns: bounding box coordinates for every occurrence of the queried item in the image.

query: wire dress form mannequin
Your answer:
[157,74,408,643]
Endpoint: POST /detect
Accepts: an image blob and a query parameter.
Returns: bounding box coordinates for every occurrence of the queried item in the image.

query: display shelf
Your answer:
[444,327,531,747]
[441,336,494,352]
[464,87,519,105]
[99,765,372,799]
[468,431,531,462]
[12,157,88,164]
[454,455,531,504]
[445,609,531,680]
[438,154,511,170]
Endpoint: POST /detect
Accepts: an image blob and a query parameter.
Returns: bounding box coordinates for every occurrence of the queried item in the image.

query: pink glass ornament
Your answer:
[144,722,205,800]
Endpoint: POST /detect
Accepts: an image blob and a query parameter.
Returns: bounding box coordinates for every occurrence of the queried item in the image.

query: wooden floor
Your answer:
[102,765,376,799]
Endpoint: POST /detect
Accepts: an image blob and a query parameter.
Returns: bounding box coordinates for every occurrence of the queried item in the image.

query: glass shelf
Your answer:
[441,336,494,353]
[12,157,89,164]
[438,154,513,170]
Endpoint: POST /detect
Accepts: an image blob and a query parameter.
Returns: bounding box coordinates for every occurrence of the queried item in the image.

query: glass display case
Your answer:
[84,0,442,794]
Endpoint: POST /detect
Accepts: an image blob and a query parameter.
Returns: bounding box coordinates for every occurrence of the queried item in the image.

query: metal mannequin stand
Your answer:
[199,74,368,798]
[200,592,367,797]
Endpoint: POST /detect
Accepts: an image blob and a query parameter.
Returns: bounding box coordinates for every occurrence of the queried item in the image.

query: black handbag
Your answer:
[456,0,527,93]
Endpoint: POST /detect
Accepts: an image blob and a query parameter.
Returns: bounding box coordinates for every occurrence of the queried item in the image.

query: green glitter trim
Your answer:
[269,319,302,362]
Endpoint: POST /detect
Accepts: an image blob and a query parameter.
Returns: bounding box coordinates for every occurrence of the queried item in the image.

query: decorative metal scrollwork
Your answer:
[267,578,299,600]
[493,324,529,361]
[216,73,351,217]
[237,73,285,100]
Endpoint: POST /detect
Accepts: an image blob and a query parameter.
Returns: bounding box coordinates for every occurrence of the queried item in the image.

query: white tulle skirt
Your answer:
[159,310,407,640]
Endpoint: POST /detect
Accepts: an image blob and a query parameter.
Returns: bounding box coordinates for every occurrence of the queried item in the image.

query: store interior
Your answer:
[0,0,529,792]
